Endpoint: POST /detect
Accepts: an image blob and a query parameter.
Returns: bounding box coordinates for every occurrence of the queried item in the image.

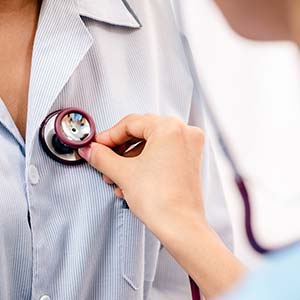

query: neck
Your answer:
[0,0,37,13]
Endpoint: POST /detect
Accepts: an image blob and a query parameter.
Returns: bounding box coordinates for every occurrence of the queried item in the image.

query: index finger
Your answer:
[95,114,160,147]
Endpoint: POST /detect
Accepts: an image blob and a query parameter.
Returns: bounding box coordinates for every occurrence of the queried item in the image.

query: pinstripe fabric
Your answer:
[0,0,233,299]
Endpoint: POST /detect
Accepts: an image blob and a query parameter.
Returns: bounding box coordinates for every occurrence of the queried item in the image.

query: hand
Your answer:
[78,114,206,232]
[79,114,245,298]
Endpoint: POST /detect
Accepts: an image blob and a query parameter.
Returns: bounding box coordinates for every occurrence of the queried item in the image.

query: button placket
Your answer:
[40,295,51,300]
[28,164,40,185]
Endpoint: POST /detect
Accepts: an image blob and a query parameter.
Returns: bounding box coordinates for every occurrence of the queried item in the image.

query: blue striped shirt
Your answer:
[0,0,232,299]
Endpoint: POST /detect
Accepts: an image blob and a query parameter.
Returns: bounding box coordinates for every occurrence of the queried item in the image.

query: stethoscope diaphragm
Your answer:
[39,108,96,165]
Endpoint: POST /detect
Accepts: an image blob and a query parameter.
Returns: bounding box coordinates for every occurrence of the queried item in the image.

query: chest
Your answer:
[0,13,38,140]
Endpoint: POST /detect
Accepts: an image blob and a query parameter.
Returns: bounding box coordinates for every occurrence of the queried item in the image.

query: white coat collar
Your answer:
[26,0,141,157]
[78,0,142,28]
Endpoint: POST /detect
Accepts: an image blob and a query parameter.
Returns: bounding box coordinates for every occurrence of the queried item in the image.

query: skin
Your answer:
[79,0,300,298]
[0,0,40,140]
[214,0,300,43]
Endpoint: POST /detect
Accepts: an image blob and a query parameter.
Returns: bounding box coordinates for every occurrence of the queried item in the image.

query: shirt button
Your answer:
[40,296,50,300]
[28,165,40,185]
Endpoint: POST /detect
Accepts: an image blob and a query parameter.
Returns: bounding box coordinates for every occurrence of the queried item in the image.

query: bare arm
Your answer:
[151,213,245,298]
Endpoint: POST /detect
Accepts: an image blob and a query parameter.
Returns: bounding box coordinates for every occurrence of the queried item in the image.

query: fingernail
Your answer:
[78,144,92,161]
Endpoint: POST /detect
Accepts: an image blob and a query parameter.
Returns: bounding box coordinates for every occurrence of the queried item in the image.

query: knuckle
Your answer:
[90,146,101,167]
[121,113,141,124]
[144,114,161,128]
[190,127,205,146]
[143,113,158,119]
[163,117,186,136]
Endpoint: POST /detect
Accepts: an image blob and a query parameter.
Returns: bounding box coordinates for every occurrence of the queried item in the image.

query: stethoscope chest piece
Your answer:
[39,108,96,165]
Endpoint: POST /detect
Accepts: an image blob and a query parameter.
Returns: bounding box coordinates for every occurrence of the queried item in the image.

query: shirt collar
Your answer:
[77,0,142,28]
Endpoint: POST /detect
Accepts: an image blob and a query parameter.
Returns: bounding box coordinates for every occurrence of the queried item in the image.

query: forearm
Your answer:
[147,207,246,299]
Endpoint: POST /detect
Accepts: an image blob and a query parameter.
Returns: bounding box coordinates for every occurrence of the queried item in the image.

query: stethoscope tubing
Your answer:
[190,277,202,300]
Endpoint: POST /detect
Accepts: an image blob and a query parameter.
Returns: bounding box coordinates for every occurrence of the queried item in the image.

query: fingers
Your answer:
[103,175,114,185]
[113,138,142,155]
[114,187,124,199]
[101,141,146,186]
[122,141,146,157]
[98,141,146,190]
[79,142,131,184]
[188,126,205,149]
[95,114,160,147]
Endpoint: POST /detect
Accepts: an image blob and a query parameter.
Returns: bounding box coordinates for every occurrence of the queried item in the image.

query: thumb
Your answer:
[78,142,131,184]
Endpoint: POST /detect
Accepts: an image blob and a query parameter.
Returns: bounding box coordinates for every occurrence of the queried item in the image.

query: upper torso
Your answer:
[0,1,232,299]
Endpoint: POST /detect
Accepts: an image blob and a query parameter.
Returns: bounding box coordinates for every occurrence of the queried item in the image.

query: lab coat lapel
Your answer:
[78,0,142,28]
[26,0,141,155]
[26,0,93,153]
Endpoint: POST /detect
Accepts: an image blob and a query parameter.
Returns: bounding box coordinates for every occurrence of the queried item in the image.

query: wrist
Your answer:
[146,205,211,248]
[148,210,245,298]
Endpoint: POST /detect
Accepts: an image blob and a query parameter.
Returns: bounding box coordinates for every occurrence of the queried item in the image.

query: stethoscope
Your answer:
[39,107,96,164]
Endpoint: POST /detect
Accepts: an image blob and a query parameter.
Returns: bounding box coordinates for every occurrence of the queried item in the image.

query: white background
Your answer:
[190,0,300,267]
